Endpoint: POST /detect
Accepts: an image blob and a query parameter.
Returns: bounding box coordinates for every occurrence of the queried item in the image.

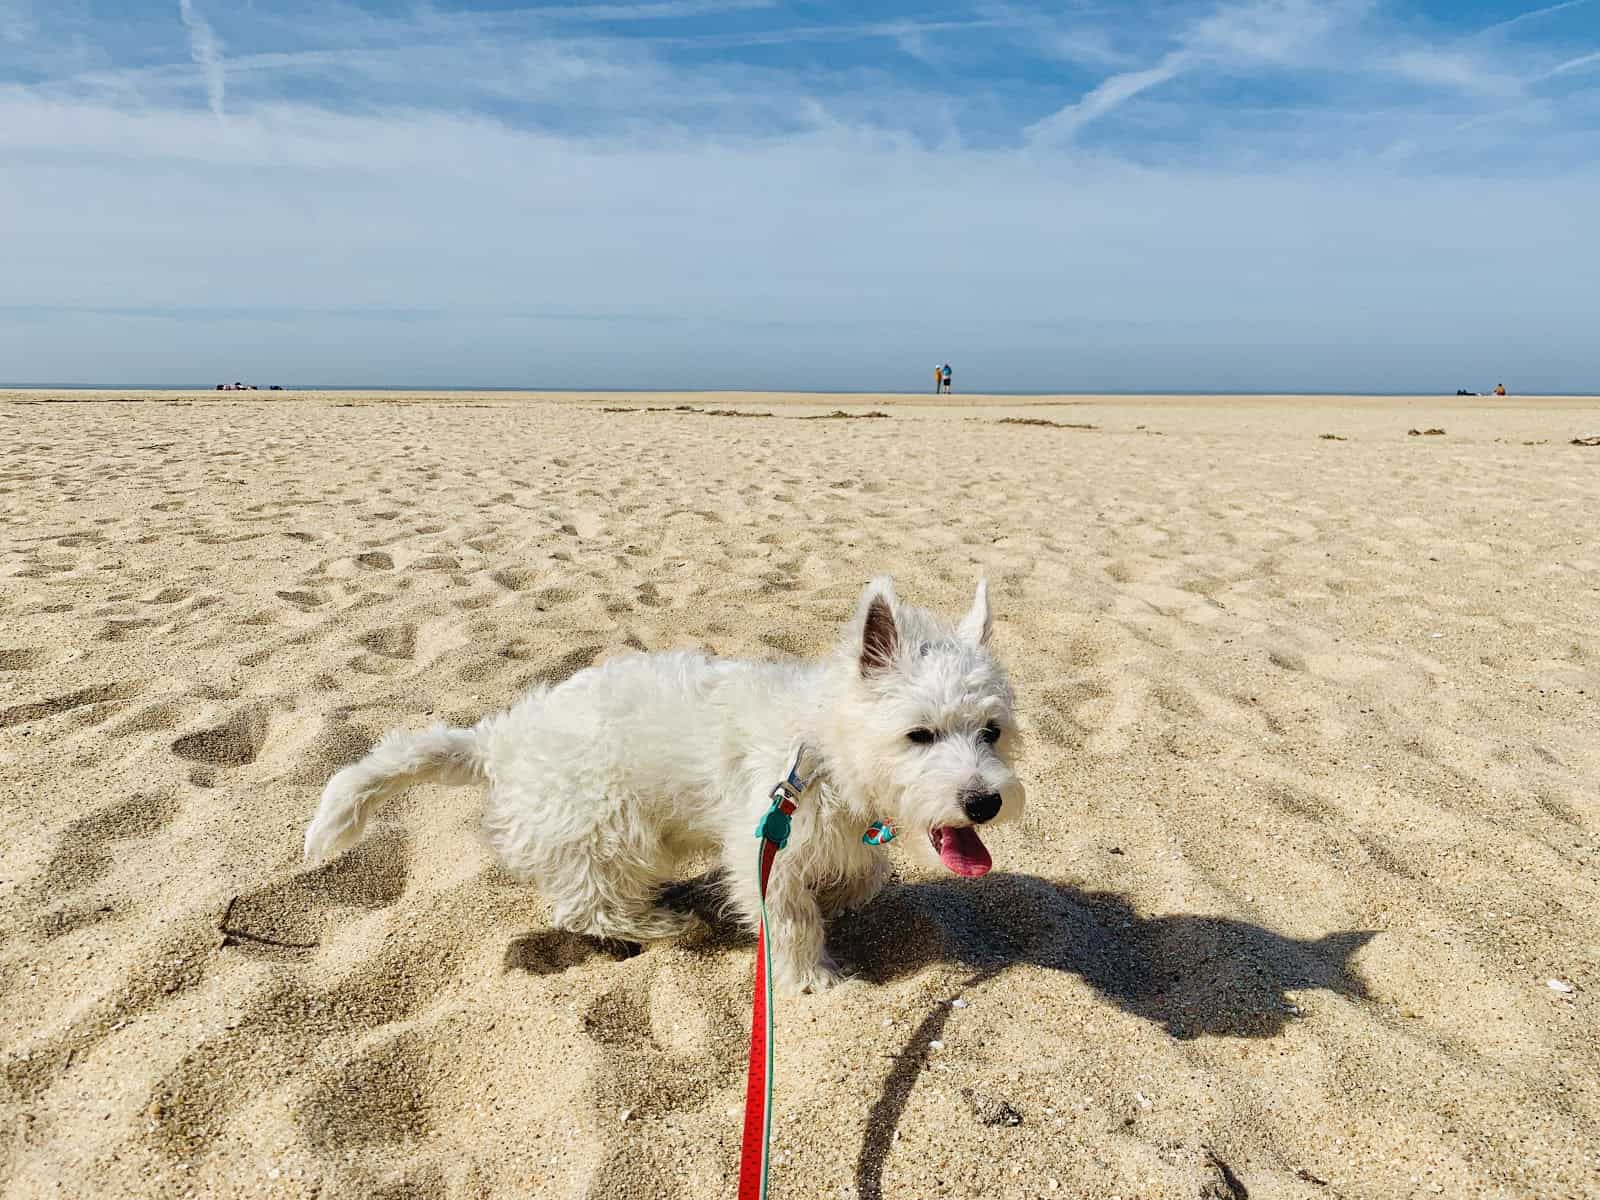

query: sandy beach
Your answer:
[2,389,1597,1199]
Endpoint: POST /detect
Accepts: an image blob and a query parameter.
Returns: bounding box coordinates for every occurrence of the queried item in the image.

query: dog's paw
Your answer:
[628,908,695,942]
[777,955,847,995]
[556,906,692,944]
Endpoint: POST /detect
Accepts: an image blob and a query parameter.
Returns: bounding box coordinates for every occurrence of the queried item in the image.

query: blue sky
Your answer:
[2,1,1597,391]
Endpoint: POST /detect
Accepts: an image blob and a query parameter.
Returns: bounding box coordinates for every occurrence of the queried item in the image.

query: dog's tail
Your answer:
[303,723,486,864]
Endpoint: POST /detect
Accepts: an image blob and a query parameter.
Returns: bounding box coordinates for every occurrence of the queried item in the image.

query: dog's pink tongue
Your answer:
[936,826,992,877]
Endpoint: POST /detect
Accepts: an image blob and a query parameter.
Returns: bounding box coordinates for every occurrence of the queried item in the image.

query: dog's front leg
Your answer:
[760,865,842,994]
[818,852,891,917]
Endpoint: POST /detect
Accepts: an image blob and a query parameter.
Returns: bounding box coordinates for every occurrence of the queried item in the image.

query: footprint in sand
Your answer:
[1151,681,1204,718]
[110,699,187,738]
[298,1029,435,1153]
[39,791,181,907]
[146,845,471,1164]
[503,930,640,975]
[1532,790,1583,827]
[534,585,577,608]
[1357,832,1419,880]
[170,704,273,767]
[1064,627,1117,669]
[218,828,412,964]
[496,637,541,662]
[351,623,419,677]
[456,656,508,683]
[529,645,602,687]
[468,532,512,554]
[490,566,537,591]
[358,624,417,660]
[8,922,215,1107]
[411,554,461,571]
[577,965,743,1198]
[97,618,159,642]
[275,589,327,609]
[1266,645,1309,672]
[1262,782,1338,823]
[0,680,146,729]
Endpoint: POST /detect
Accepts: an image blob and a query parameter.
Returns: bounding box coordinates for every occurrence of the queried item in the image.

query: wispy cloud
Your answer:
[1385,47,1519,96]
[1026,0,1348,144]
[534,0,776,20]
[1,1,1597,389]
[650,17,1007,52]
[1026,50,1192,143]
[1186,0,1340,63]
[979,3,1134,69]
[1540,48,1600,78]
[1481,0,1590,36]
[176,0,225,118]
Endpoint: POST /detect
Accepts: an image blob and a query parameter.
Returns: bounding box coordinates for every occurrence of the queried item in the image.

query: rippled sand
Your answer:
[2,390,1596,1199]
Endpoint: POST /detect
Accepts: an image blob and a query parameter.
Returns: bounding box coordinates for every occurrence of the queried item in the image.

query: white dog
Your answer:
[303,577,1025,993]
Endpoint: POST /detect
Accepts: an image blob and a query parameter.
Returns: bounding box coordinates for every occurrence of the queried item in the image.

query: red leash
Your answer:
[737,751,809,1200]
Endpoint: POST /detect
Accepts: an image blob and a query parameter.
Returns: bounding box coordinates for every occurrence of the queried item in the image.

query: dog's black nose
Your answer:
[961,791,1002,824]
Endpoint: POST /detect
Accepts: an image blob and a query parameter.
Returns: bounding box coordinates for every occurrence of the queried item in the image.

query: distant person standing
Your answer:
[941,363,953,394]
[934,364,944,395]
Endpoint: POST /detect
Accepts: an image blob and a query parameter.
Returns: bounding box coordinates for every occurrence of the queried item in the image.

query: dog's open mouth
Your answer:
[930,826,992,878]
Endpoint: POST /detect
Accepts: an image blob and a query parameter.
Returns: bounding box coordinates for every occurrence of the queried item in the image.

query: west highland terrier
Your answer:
[303,576,1025,993]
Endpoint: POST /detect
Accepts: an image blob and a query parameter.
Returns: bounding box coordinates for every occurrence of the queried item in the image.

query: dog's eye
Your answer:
[979,722,1003,745]
[906,727,938,745]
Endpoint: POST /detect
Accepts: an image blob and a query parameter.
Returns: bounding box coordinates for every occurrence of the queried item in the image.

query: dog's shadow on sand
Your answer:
[509,869,1374,1041]
[828,872,1375,1200]
[832,871,1374,1040]
[505,871,1374,1200]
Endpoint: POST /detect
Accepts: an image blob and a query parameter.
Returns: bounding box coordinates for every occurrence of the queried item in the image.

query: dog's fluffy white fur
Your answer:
[304,577,1024,993]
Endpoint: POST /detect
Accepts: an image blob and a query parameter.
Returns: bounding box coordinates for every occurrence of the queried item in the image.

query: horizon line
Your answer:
[4,385,1592,399]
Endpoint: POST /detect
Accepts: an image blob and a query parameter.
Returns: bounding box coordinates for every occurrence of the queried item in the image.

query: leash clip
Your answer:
[754,745,812,850]
[755,795,793,850]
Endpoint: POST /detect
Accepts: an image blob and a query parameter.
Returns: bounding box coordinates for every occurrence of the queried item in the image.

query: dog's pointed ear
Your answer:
[852,577,899,675]
[956,577,992,646]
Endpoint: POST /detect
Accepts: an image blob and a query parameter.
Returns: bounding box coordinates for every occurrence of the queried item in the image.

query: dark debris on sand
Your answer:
[994,417,1099,430]
[599,405,772,417]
